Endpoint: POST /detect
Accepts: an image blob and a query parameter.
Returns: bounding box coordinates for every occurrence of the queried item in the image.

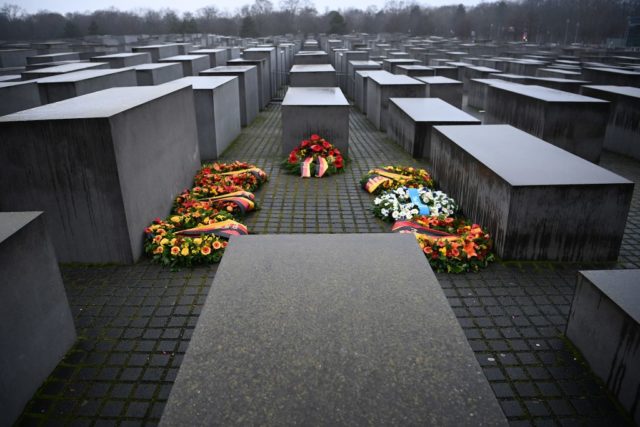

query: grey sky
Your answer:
[15,0,483,15]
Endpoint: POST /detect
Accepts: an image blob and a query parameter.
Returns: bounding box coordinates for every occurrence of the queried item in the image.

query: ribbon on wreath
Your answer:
[315,157,329,177]
[406,188,430,216]
[301,157,314,178]
[176,219,249,239]
[363,169,412,193]
[391,220,460,243]
[199,191,256,216]
[217,167,267,181]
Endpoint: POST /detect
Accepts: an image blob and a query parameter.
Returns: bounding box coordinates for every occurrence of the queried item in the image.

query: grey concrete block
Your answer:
[0,211,76,427]
[294,51,329,65]
[581,85,640,160]
[0,49,37,67]
[131,44,180,62]
[582,67,640,86]
[430,124,633,261]
[0,84,200,263]
[134,63,183,86]
[90,52,151,68]
[243,47,277,97]
[26,52,80,65]
[36,68,137,104]
[347,60,382,100]
[395,65,435,77]
[0,81,41,116]
[289,64,336,87]
[169,76,241,160]
[228,58,269,109]
[160,55,210,77]
[21,62,109,80]
[467,78,506,110]
[200,66,259,127]
[388,98,479,158]
[282,87,349,156]
[415,76,463,109]
[160,234,507,427]
[383,58,420,73]
[484,83,610,163]
[566,270,640,425]
[366,71,425,131]
[190,49,227,68]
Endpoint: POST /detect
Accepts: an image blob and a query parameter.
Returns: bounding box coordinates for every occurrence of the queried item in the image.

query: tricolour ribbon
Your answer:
[363,168,413,193]
[176,220,249,239]
[301,157,313,178]
[315,157,329,177]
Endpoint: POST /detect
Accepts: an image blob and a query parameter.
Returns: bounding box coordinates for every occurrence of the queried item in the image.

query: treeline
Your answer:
[1,0,639,44]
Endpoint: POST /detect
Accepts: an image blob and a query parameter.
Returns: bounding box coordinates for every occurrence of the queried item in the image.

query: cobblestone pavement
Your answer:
[16,102,639,426]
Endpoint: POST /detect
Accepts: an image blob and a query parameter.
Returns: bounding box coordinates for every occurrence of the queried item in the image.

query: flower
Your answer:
[154,246,164,254]
[181,247,189,256]
[171,246,180,256]
[322,140,331,149]
[201,246,211,255]
[193,238,202,245]
[213,241,223,250]
[171,216,181,223]
[311,144,322,152]
[310,134,320,141]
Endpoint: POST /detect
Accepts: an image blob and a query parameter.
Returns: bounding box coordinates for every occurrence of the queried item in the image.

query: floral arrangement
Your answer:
[194,161,268,192]
[361,165,434,194]
[144,161,267,268]
[144,212,237,267]
[392,216,494,273]
[283,134,345,178]
[372,187,458,222]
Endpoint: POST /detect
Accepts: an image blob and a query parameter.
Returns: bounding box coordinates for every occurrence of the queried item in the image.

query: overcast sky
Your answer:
[16,0,484,15]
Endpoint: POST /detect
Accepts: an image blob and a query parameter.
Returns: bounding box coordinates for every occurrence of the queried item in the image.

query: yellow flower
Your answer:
[171,246,180,256]
[439,247,447,256]
[170,238,177,246]
[160,238,169,245]
[193,238,202,245]
[181,247,189,256]
[171,216,181,223]
[154,246,164,254]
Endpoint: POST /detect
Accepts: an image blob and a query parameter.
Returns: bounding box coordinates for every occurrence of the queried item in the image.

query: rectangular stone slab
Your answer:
[367,72,425,131]
[0,84,200,263]
[21,62,109,80]
[0,211,76,427]
[133,63,183,86]
[281,87,349,155]
[160,234,508,427]
[430,124,633,261]
[90,52,151,68]
[289,64,336,87]
[200,66,259,126]
[36,68,137,104]
[0,81,41,115]
[566,270,640,425]
[484,83,610,162]
[580,85,640,160]
[388,97,480,158]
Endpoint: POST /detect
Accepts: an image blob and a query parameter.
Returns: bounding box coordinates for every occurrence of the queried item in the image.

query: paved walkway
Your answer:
[17,102,639,426]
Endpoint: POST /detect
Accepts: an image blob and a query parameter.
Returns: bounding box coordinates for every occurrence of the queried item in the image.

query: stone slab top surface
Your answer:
[349,60,382,67]
[468,66,502,73]
[23,62,108,74]
[159,233,508,427]
[190,48,226,53]
[133,63,179,70]
[290,64,336,73]
[415,76,461,84]
[533,77,588,84]
[228,58,265,64]
[584,66,640,76]
[471,78,511,85]
[0,83,191,122]
[583,85,640,99]
[282,86,348,106]
[580,270,640,325]
[396,64,433,70]
[0,80,37,89]
[160,55,208,61]
[433,124,633,187]
[490,83,609,103]
[34,68,134,83]
[29,52,77,59]
[243,47,275,52]
[201,65,256,73]
[92,53,148,59]
[368,72,425,85]
[167,76,236,90]
[355,70,386,78]
[538,68,581,75]
[390,98,480,123]
[132,44,178,49]
[0,211,42,245]
[446,61,472,67]
[383,58,420,63]
[294,51,328,55]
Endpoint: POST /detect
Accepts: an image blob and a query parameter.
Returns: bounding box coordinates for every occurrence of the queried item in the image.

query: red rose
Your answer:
[288,152,298,163]
[312,144,322,152]
[334,148,341,155]
[310,134,320,141]
[322,141,331,149]
[301,140,310,147]
[334,157,343,168]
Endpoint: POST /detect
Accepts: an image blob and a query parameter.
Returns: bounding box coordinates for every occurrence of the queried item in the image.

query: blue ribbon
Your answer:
[407,188,430,216]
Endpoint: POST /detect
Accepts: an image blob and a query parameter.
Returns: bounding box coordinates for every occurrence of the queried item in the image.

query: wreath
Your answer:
[144,211,246,268]
[392,216,494,273]
[174,185,257,218]
[194,161,268,192]
[372,187,458,222]
[282,134,345,178]
[360,165,434,194]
